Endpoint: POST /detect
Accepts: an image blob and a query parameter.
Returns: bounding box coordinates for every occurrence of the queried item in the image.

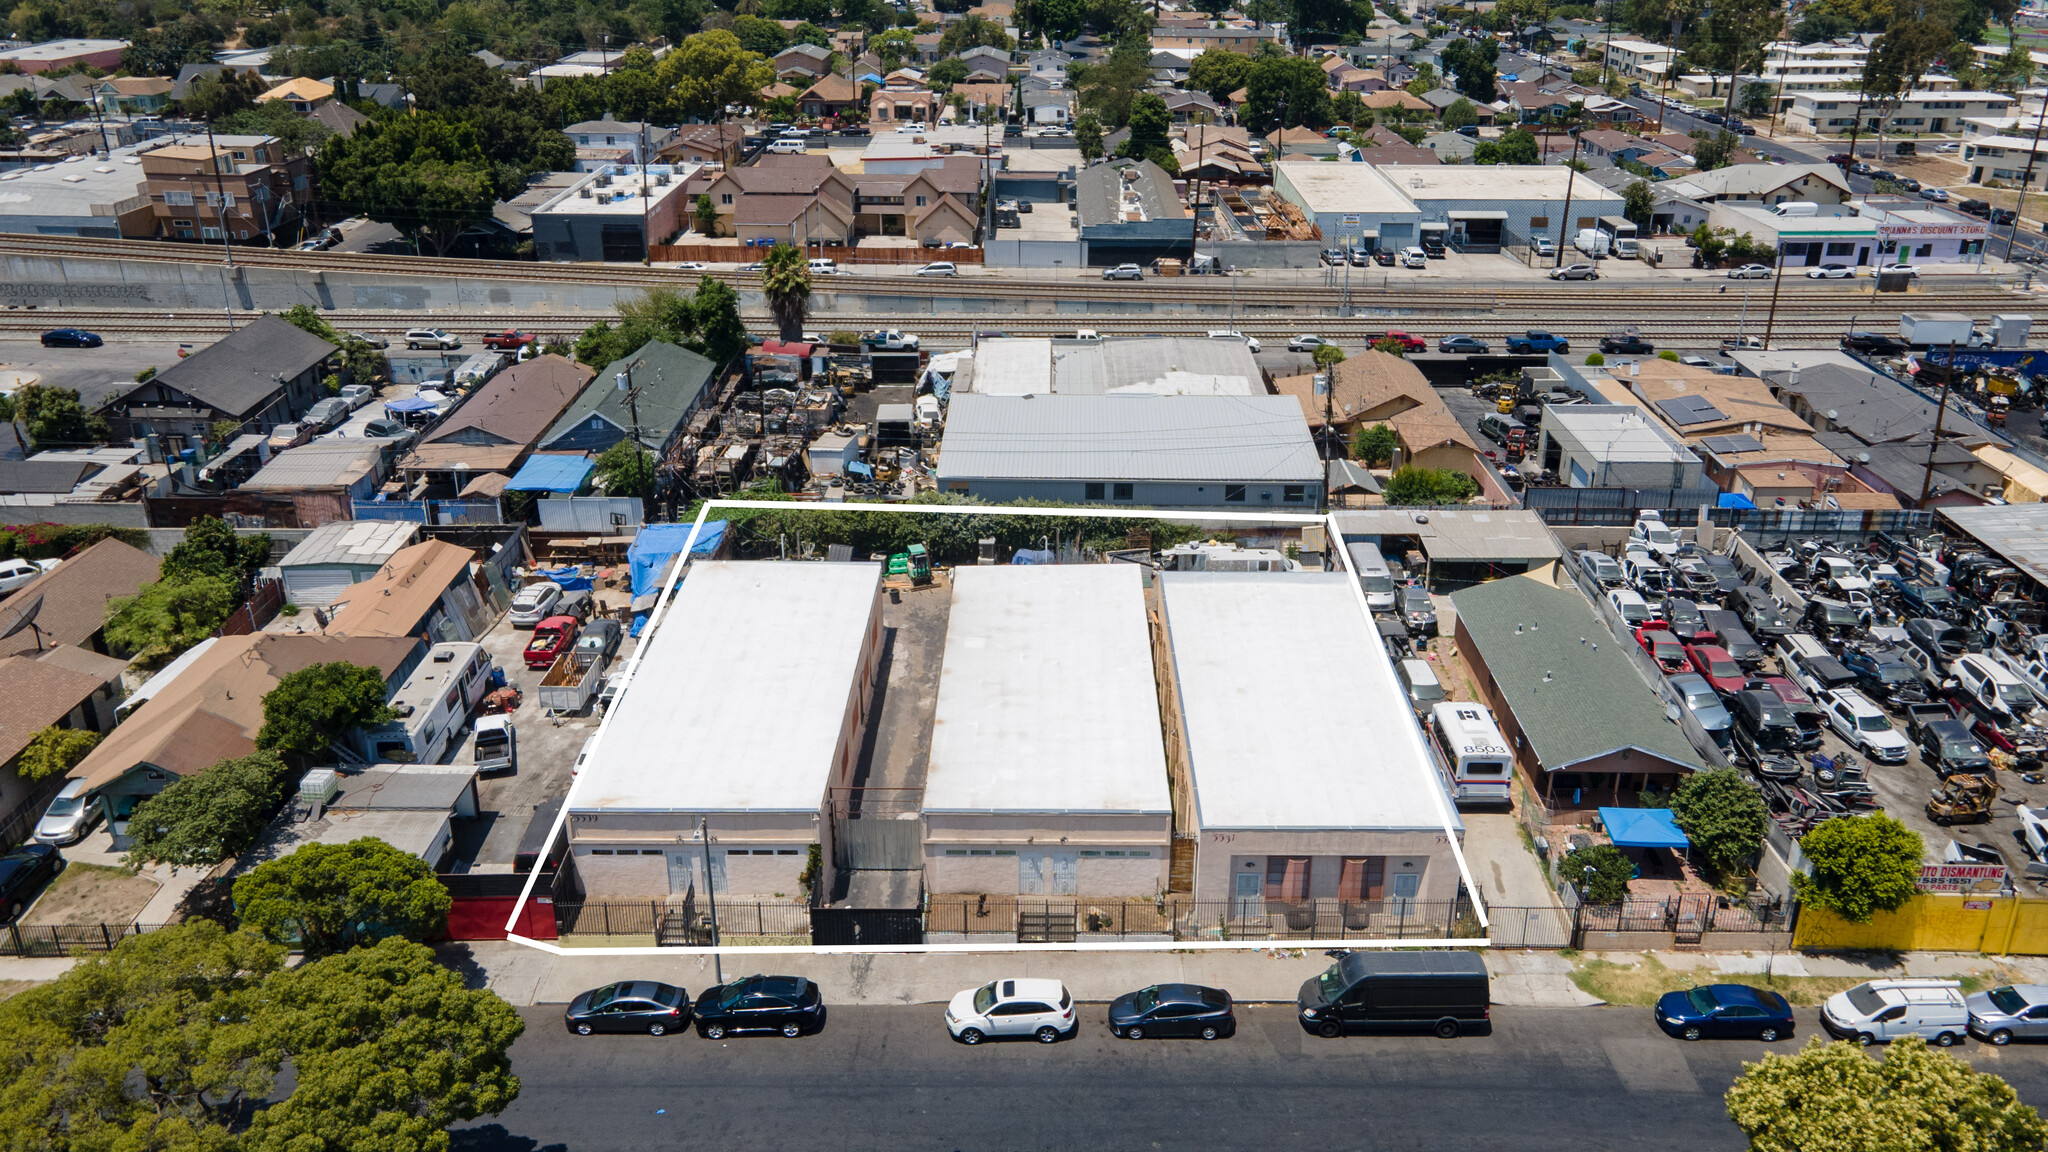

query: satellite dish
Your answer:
[0,592,46,650]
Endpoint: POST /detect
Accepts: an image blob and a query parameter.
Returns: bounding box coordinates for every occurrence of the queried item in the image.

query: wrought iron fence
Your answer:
[1,921,162,958]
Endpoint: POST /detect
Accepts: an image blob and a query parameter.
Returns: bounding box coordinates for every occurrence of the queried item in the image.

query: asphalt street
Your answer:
[452,1004,2048,1151]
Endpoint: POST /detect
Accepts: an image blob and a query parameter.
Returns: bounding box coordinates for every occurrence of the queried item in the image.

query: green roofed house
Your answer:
[535,340,719,459]
[1450,571,1703,822]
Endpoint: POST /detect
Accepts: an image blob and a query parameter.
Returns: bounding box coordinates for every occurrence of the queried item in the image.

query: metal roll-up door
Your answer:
[283,567,357,607]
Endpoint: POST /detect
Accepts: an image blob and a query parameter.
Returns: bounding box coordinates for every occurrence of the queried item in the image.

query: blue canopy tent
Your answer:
[1598,807,1691,851]
[383,396,438,414]
[1716,492,1757,509]
[504,455,595,494]
[626,521,727,635]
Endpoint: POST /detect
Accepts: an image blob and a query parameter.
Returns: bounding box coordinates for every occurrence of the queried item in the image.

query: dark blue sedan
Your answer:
[1108,984,1236,1040]
[39,329,102,348]
[0,842,63,922]
[1655,983,1795,1042]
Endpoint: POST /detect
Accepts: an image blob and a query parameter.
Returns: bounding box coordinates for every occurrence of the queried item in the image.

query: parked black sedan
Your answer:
[693,974,827,1038]
[1108,984,1236,1040]
[0,842,63,921]
[39,328,102,348]
[563,981,690,1035]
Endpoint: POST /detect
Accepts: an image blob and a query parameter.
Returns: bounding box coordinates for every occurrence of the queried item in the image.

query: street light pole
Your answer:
[2003,107,2048,262]
[699,816,723,983]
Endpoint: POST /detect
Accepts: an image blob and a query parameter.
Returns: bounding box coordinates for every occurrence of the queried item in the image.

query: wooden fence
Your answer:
[650,244,982,265]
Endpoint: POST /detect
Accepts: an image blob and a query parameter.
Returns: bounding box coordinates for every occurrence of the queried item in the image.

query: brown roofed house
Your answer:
[402,354,592,489]
[0,538,160,659]
[323,541,489,642]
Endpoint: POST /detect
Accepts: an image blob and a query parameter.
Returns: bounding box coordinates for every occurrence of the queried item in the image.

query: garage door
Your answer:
[283,567,356,607]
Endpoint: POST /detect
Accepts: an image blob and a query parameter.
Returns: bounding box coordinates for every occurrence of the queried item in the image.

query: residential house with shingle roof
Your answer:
[774,42,833,81]
[537,339,720,458]
[324,540,490,642]
[401,354,592,493]
[798,73,863,119]
[1451,573,1705,821]
[68,633,424,841]
[0,537,160,660]
[1272,351,1482,479]
[256,75,333,112]
[99,314,336,451]
[952,81,1013,119]
[700,153,857,243]
[0,644,127,845]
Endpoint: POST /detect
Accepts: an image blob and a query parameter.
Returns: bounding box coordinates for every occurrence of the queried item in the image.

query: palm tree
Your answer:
[760,242,811,342]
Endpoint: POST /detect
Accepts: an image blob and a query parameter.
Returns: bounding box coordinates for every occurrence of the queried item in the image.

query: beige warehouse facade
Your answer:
[568,560,885,902]
[920,565,1174,898]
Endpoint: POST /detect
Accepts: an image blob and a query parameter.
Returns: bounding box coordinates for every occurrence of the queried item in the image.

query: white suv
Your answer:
[1824,687,1910,763]
[945,977,1076,1044]
[404,328,460,350]
[1822,979,1968,1046]
[1206,329,1262,353]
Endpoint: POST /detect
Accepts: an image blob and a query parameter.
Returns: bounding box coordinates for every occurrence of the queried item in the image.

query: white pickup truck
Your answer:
[861,329,920,351]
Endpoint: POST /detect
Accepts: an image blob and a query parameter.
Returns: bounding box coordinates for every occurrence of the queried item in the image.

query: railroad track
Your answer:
[0,233,2038,313]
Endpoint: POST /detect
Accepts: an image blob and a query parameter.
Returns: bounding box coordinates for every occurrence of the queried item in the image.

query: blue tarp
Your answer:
[505,455,596,493]
[535,565,593,591]
[627,521,727,636]
[1599,807,1692,850]
[1717,492,1757,509]
[1010,548,1056,565]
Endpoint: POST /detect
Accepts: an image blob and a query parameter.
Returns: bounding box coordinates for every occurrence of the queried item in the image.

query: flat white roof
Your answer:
[923,565,1171,814]
[1380,164,1622,203]
[1275,160,1418,216]
[972,337,1054,395]
[577,560,881,812]
[1162,572,1451,831]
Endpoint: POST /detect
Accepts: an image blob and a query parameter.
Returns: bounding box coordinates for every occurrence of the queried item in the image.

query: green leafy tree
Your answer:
[689,277,749,364]
[257,661,398,765]
[1406,62,1439,97]
[103,575,237,666]
[1473,127,1539,164]
[730,14,790,54]
[660,31,776,121]
[1244,54,1330,133]
[1075,33,1154,126]
[574,321,633,371]
[1370,335,1412,357]
[317,115,499,257]
[124,751,293,869]
[0,923,523,1151]
[1188,47,1252,103]
[7,382,107,450]
[1382,466,1480,505]
[179,68,265,120]
[926,58,970,89]
[1351,422,1397,466]
[1669,768,1767,876]
[694,192,718,236]
[1075,111,1104,161]
[1564,843,1634,903]
[1312,344,1347,370]
[16,726,99,783]
[1440,37,1499,103]
[593,440,657,498]
[1623,179,1654,227]
[761,242,813,342]
[159,515,269,593]
[1794,813,1924,923]
[233,838,453,956]
[1727,1036,2047,1150]
[277,304,386,385]
[1120,92,1171,159]
[216,99,332,157]
[1690,221,1729,265]
[939,13,1014,52]
[122,18,223,77]
[1691,128,1739,171]
[1441,96,1479,129]
[1738,81,1773,117]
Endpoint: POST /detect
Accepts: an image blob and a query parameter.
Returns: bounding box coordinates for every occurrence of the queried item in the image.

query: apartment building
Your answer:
[1784,90,2013,135]
[1757,39,1870,103]
[139,133,310,244]
[1602,39,1677,81]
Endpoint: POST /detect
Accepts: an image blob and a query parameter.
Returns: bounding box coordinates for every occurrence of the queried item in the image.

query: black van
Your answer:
[1296,951,1490,1038]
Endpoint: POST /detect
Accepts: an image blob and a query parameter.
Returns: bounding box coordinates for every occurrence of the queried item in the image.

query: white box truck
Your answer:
[1596,215,1639,258]
[1899,312,1990,348]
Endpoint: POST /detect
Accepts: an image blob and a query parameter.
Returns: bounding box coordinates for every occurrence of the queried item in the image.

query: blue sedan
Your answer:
[1655,984,1795,1041]
[39,328,102,348]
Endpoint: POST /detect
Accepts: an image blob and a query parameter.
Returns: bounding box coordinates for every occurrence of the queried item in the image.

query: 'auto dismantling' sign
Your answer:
[1917,863,2008,893]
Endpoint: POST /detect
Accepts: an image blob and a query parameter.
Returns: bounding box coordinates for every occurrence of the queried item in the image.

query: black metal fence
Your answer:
[0,921,163,958]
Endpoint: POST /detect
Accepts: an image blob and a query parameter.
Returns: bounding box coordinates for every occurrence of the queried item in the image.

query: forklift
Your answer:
[1926,773,1995,826]
[887,543,933,586]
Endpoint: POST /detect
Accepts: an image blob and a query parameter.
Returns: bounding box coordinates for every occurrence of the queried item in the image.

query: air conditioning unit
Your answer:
[579,187,591,198]
[656,172,670,185]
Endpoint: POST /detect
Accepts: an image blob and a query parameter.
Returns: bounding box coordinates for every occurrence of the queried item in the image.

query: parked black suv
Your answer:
[1919,717,1994,779]
[1700,608,1766,669]
[1734,586,1793,639]
[1840,645,1930,708]
[1959,198,1993,218]
[1730,689,1804,767]
[693,975,828,1039]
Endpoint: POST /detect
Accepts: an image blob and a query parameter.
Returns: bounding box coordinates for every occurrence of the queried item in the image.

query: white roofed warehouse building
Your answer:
[566,561,885,907]
[1160,572,1465,933]
[921,565,1173,905]
[934,394,1323,509]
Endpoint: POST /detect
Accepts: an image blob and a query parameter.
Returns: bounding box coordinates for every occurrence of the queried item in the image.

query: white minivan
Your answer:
[1400,658,1446,711]
[1347,542,1399,611]
[1821,979,1969,1046]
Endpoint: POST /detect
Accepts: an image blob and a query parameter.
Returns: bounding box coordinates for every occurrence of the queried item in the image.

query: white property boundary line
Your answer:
[502,500,1491,955]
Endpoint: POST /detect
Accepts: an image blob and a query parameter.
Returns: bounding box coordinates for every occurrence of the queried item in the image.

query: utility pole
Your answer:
[1918,340,1955,507]
[1761,230,1790,349]
[698,816,723,982]
[203,122,239,332]
[1553,127,1582,267]
[640,125,652,265]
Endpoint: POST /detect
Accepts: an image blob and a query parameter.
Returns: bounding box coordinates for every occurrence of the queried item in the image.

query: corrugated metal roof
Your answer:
[1334,509,1559,563]
[1940,504,2048,588]
[936,394,1321,483]
[240,439,387,491]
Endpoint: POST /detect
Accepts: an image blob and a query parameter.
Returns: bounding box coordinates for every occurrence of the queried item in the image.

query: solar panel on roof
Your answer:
[1654,395,1730,426]
[1701,433,1767,454]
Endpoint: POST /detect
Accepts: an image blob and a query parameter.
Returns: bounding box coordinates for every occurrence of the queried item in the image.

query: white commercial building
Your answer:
[568,560,885,902]
[921,565,1173,898]
[1785,90,2014,136]
[1602,38,1677,81]
[1539,404,1707,490]
[1161,573,1464,926]
[1273,161,1624,253]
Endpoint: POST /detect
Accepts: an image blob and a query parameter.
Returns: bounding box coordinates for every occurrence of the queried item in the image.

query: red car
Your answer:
[524,615,580,670]
[1367,330,1426,351]
[1686,644,1745,695]
[482,329,536,350]
[1635,622,1688,673]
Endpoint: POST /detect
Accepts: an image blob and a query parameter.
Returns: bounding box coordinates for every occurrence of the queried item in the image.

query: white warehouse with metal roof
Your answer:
[567,560,885,902]
[921,564,1174,898]
[935,393,1323,508]
[1159,572,1464,929]
[1538,403,1707,490]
